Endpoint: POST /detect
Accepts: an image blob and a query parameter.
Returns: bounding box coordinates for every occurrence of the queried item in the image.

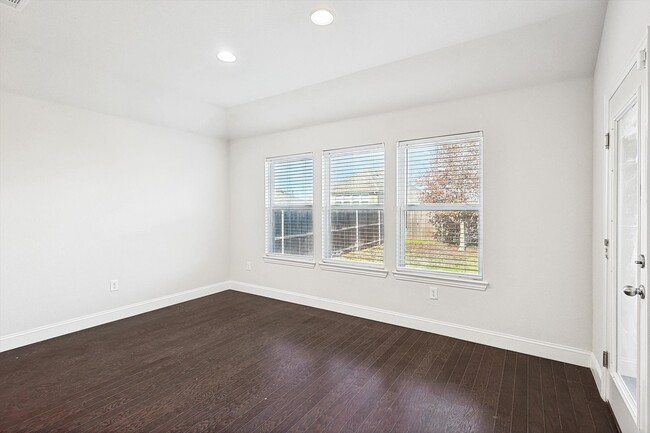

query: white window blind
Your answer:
[323,144,385,265]
[265,154,313,258]
[397,132,483,277]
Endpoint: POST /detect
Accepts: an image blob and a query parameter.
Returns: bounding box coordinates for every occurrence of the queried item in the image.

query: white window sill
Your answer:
[263,255,316,268]
[392,269,488,291]
[319,261,389,278]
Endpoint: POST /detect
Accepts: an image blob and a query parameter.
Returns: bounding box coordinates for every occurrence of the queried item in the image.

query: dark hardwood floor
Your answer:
[0,290,619,433]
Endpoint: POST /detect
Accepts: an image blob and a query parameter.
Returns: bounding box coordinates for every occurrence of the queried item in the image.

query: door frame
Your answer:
[604,30,649,432]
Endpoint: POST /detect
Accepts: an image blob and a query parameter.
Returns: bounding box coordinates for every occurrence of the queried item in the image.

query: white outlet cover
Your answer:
[110,280,119,291]
[429,286,438,300]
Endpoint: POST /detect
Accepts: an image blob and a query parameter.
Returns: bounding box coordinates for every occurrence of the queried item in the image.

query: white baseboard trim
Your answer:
[0,281,230,352]
[590,352,606,398]
[2,280,596,370]
[229,280,593,368]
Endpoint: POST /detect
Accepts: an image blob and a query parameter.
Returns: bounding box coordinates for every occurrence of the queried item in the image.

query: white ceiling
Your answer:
[0,0,607,137]
[229,4,607,138]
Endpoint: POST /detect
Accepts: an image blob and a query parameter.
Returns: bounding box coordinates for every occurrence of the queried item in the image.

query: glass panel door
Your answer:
[607,50,647,432]
[616,99,640,405]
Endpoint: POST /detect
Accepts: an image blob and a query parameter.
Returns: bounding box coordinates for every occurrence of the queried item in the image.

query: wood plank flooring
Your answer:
[0,290,619,433]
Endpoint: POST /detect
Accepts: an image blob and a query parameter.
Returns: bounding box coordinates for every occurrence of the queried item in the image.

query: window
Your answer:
[265,154,314,259]
[323,144,385,266]
[397,132,482,278]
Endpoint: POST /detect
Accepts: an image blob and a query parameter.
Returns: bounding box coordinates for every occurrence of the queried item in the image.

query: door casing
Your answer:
[604,31,649,433]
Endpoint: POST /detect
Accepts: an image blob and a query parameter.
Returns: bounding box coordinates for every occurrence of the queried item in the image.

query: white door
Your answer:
[607,43,648,433]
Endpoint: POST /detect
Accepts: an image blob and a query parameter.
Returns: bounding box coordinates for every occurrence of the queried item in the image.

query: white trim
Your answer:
[265,153,314,256]
[322,143,386,264]
[397,130,483,147]
[604,33,649,432]
[619,356,639,378]
[319,261,388,277]
[392,269,488,291]
[600,88,611,403]
[263,255,316,268]
[0,281,230,352]
[591,352,606,399]
[229,280,591,367]
[396,131,484,280]
[265,151,313,163]
[322,142,384,155]
[613,373,639,421]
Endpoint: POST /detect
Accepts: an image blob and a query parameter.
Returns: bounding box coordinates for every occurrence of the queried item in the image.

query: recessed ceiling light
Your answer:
[217,51,237,63]
[310,9,334,26]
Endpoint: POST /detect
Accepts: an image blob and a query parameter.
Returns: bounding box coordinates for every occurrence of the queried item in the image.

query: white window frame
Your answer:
[321,143,388,277]
[264,153,316,268]
[394,131,487,290]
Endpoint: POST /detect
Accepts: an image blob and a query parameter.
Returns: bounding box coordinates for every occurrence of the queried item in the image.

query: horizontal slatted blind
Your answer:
[265,155,313,257]
[397,132,482,276]
[323,144,384,264]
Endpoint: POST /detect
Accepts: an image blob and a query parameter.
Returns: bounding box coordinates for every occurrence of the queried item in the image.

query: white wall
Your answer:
[0,91,230,340]
[591,0,650,391]
[229,77,594,353]
[227,7,604,139]
[0,39,228,138]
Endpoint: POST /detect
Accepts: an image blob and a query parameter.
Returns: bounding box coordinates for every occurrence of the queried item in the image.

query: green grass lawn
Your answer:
[340,240,479,274]
[338,245,384,263]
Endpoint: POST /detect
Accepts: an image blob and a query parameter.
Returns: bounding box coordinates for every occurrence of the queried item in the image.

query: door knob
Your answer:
[635,254,646,268]
[623,285,646,299]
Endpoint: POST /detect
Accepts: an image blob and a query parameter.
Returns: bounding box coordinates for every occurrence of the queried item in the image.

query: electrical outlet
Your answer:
[110,280,119,292]
[429,286,438,300]
[245,261,252,271]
